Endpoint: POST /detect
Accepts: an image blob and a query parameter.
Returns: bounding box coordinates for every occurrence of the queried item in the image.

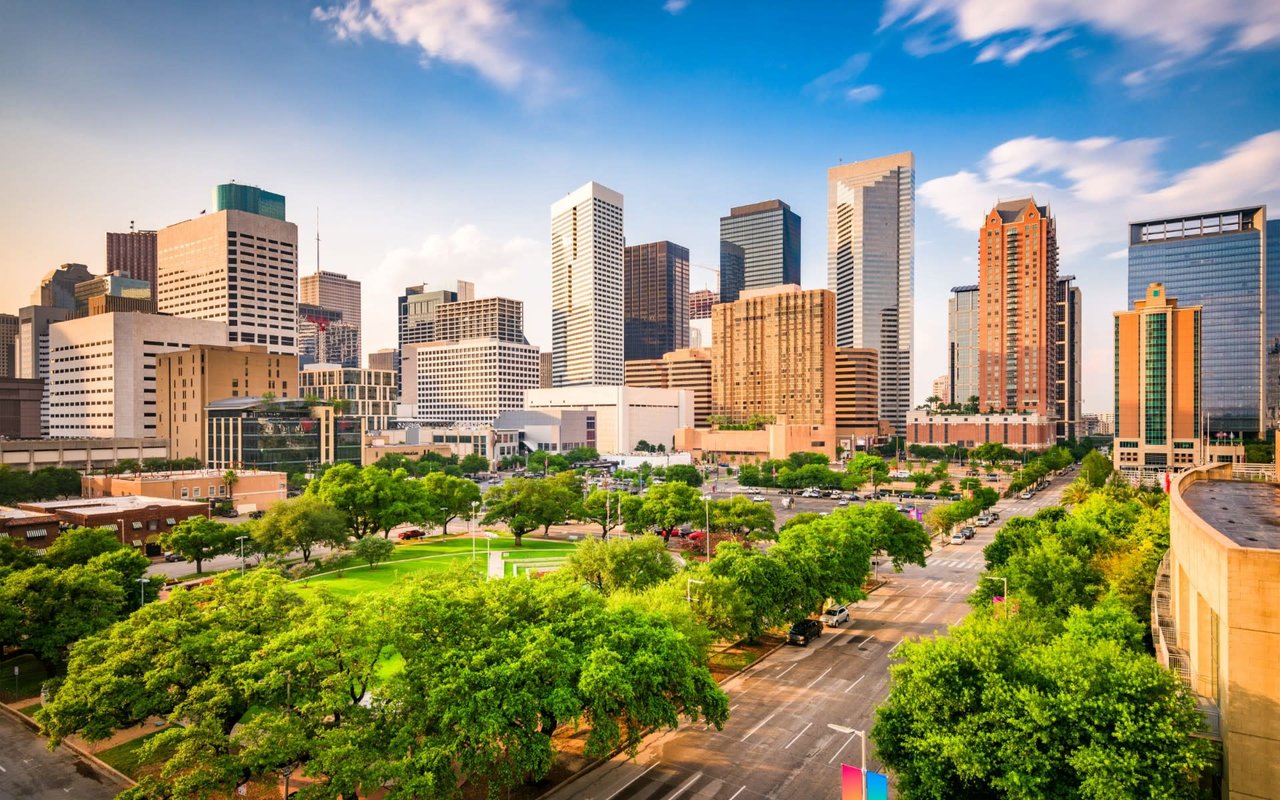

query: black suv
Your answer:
[787,618,823,646]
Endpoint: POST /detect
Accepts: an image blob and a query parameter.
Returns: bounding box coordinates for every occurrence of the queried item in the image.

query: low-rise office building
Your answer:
[625,348,712,427]
[906,410,1057,451]
[0,377,43,439]
[362,424,520,467]
[525,385,692,453]
[676,419,837,463]
[81,468,287,511]
[299,364,396,431]
[0,437,170,472]
[18,495,209,552]
[0,507,62,549]
[205,397,361,473]
[1161,463,1280,798]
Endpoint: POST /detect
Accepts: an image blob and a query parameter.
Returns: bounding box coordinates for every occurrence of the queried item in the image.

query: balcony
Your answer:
[1151,551,1222,740]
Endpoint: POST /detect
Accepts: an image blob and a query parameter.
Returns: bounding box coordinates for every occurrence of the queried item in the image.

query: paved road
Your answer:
[0,712,123,800]
[544,475,1069,800]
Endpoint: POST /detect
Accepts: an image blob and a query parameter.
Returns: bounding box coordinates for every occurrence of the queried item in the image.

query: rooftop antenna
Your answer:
[129,219,135,232]
[315,207,321,274]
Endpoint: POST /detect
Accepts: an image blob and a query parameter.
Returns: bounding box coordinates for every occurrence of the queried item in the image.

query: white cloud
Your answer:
[663,0,691,14]
[844,84,883,102]
[364,224,551,350]
[313,0,544,91]
[882,0,1280,69]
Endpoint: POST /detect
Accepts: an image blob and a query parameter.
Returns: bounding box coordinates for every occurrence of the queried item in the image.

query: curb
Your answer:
[0,702,136,791]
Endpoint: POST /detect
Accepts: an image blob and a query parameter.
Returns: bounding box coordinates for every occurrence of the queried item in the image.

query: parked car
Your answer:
[985,473,1000,481]
[949,493,963,501]
[923,493,937,500]
[802,489,822,498]
[820,605,850,626]
[397,528,426,540]
[960,526,976,539]
[976,515,993,527]
[836,499,850,507]
[988,510,1000,520]
[846,493,861,502]
[751,494,766,503]
[163,552,185,562]
[949,531,966,545]
[1020,491,1034,500]
[787,618,823,646]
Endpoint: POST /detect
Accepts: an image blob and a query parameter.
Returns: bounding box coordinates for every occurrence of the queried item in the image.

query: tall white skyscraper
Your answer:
[157,184,298,355]
[827,152,915,435]
[551,181,624,387]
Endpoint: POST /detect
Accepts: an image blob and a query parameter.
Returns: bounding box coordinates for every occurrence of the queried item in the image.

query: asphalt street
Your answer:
[543,474,1069,800]
[0,712,123,800]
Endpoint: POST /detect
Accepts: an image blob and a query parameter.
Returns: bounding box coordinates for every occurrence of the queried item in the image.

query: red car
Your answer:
[397,528,426,540]
[687,530,706,542]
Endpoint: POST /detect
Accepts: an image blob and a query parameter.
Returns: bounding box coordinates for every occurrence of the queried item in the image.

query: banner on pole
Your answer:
[840,764,889,800]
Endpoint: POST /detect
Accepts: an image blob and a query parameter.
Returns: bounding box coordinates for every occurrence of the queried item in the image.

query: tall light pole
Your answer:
[986,574,1010,619]
[827,724,867,797]
[470,500,480,564]
[685,578,705,603]
[439,507,448,535]
[136,576,148,609]
[236,535,248,576]
[703,495,711,560]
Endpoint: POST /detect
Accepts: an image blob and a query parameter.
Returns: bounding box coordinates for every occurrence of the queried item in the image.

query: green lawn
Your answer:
[0,653,48,703]
[96,729,174,778]
[293,533,579,598]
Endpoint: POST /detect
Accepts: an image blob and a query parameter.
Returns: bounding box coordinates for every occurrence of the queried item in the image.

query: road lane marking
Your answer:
[604,762,659,800]
[0,764,6,772]
[828,734,857,763]
[804,667,833,689]
[741,711,778,742]
[858,635,876,650]
[665,772,703,799]
[945,588,962,602]
[952,616,966,625]
[785,722,813,749]
[889,638,906,654]
[777,664,796,679]
[727,787,746,800]
[843,675,866,694]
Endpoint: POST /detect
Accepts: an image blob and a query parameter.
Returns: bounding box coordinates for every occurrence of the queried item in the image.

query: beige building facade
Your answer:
[299,364,396,431]
[82,468,288,511]
[675,420,837,463]
[156,344,298,463]
[711,285,835,427]
[1163,463,1280,799]
[625,348,712,427]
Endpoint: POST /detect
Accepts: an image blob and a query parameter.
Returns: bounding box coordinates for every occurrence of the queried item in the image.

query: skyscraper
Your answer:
[157,183,298,355]
[947,284,979,407]
[827,152,915,434]
[1113,283,1201,469]
[16,305,70,436]
[0,314,17,379]
[718,241,746,304]
[689,288,717,320]
[301,270,362,359]
[297,304,359,368]
[624,241,689,361]
[977,198,1059,417]
[106,230,158,300]
[398,280,474,349]
[1128,207,1278,436]
[551,181,624,387]
[719,200,800,295]
[31,263,94,312]
[1055,275,1083,440]
[73,274,153,318]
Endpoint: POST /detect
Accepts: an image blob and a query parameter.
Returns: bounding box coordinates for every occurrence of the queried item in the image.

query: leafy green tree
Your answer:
[663,464,703,487]
[846,453,889,492]
[0,537,39,571]
[707,542,806,639]
[251,495,349,563]
[1081,450,1113,488]
[626,481,703,541]
[351,535,396,569]
[711,495,776,542]
[158,516,238,574]
[859,503,930,571]
[306,462,380,538]
[457,452,490,475]
[483,477,543,546]
[564,446,600,464]
[563,535,677,594]
[43,526,124,568]
[421,472,483,534]
[908,470,935,492]
[575,488,629,538]
[0,564,125,670]
[85,548,159,608]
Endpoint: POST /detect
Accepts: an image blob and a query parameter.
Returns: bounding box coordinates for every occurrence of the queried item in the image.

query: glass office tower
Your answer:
[719,200,801,294]
[1127,207,1271,437]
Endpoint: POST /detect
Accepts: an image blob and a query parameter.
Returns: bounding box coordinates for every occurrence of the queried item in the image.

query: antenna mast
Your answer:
[315,208,321,274]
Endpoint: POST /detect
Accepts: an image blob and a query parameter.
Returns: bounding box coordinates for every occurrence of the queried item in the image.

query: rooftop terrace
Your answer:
[1182,479,1280,550]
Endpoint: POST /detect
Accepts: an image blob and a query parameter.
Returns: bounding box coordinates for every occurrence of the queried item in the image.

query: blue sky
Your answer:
[2,0,1278,412]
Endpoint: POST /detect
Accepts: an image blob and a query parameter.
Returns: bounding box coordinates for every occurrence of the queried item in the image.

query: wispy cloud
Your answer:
[882,0,1280,72]
[806,53,883,102]
[313,0,549,92]
[663,0,691,14]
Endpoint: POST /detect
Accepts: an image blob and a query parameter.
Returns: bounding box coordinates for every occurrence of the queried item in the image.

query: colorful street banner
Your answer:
[840,764,889,800]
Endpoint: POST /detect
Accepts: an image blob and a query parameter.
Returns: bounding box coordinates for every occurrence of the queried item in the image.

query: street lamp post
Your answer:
[470,500,480,564]
[685,578,705,603]
[439,507,448,535]
[827,725,867,797]
[236,535,248,576]
[703,495,711,560]
[986,574,1010,619]
[136,576,148,609]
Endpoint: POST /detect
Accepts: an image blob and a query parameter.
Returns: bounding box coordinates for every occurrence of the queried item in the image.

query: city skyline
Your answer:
[1,2,1279,411]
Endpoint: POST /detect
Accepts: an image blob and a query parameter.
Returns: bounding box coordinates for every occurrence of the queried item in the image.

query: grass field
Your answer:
[97,729,173,778]
[292,532,579,597]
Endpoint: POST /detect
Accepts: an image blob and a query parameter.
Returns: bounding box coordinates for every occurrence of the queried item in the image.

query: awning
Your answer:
[131,539,143,547]
[165,518,177,525]
[24,529,47,539]
[131,521,144,530]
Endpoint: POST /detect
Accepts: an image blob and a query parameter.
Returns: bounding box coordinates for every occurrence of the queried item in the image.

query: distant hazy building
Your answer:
[689,288,717,320]
[1082,412,1115,437]
[158,183,298,354]
[711,285,835,428]
[106,230,158,299]
[297,304,359,368]
[368,348,396,373]
[720,200,800,295]
[978,198,1059,417]
[0,314,17,379]
[689,318,712,349]
[1114,283,1203,470]
[718,241,747,304]
[300,270,362,359]
[551,181,624,387]
[625,348,712,427]
[0,378,43,439]
[300,364,396,431]
[827,152,915,435]
[1128,206,1280,436]
[31,263,94,312]
[931,374,950,404]
[624,241,689,361]
[73,274,153,318]
[156,343,297,463]
[47,312,227,439]
[1056,275,1083,441]
[16,305,71,436]
[947,284,980,407]
[539,351,553,388]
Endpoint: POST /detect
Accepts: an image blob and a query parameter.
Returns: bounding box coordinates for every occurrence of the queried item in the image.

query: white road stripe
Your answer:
[0,764,6,773]
[889,638,906,654]
[741,710,778,742]
[843,674,866,694]
[785,722,813,749]
[727,788,746,800]
[828,734,857,764]
[665,772,703,799]
[777,664,796,679]
[952,615,966,625]
[804,667,833,689]
[605,762,659,800]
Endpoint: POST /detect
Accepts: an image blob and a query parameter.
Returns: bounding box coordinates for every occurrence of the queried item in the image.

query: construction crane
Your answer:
[690,262,720,292]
